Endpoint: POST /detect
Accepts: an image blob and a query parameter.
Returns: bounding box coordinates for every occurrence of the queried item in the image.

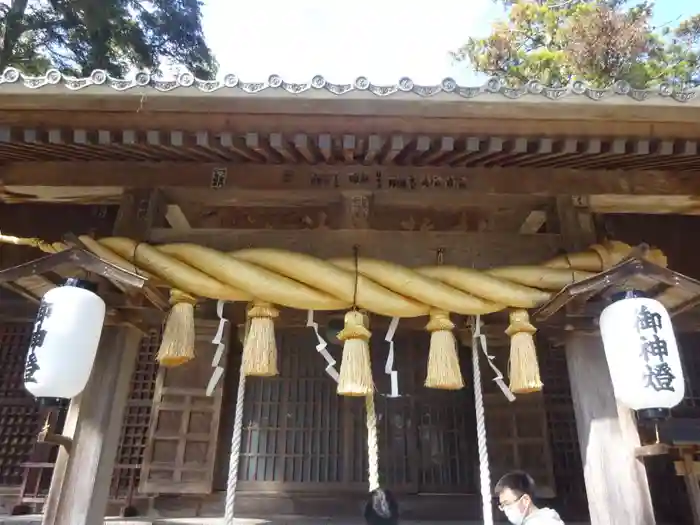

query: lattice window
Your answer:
[0,323,41,488]
[240,329,346,486]
[539,338,588,520]
[2,326,161,505]
[111,329,160,499]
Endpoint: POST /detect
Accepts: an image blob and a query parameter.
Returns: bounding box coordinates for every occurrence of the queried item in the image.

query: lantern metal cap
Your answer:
[63,277,98,293]
[610,290,647,303]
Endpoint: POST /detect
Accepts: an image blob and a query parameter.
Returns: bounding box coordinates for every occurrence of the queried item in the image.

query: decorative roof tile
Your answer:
[0,67,697,103]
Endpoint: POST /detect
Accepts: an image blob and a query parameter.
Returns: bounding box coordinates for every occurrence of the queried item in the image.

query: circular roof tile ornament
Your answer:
[2,67,20,83]
[571,80,586,95]
[613,80,631,95]
[90,70,107,85]
[659,82,673,97]
[268,74,283,88]
[45,69,61,85]
[178,71,195,87]
[134,71,150,86]
[441,77,457,92]
[486,76,502,93]
[311,75,326,89]
[527,80,544,94]
[398,77,414,91]
[223,73,238,88]
[355,76,370,90]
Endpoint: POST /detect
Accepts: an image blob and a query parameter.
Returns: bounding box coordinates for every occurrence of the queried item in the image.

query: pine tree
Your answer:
[453,0,700,88]
[0,0,217,78]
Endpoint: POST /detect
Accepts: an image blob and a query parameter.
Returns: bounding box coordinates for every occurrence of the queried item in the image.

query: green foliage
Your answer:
[0,0,217,79]
[453,0,700,89]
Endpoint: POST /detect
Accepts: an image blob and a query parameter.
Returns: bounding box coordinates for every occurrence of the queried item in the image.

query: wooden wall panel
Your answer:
[139,322,224,495]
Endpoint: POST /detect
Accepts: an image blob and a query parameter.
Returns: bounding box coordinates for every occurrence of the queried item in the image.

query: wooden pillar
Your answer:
[557,196,656,524]
[42,188,163,525]
[566,333,656,525]
[42,327,142,525]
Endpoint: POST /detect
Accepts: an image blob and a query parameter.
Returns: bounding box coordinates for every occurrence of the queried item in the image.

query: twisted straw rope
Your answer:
[5,234,667,316]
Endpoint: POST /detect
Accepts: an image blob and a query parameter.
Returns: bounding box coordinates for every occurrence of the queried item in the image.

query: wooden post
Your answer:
[557,196,656,525]
[41,327,142,525]
[681,451,700,525]
[566,333,656,525]
[41,188,163,525]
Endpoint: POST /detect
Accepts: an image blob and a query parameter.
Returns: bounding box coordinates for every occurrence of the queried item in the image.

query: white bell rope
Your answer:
[471,315,514,525]
[384,316,400,397]
[307,310,339,382]
[224,368,246,524]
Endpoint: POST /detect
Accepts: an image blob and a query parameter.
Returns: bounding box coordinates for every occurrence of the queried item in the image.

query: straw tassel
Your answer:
[424,309,464,390]
[505,309,543,394]
[337,310,374,397]
[241,300,279,377]
[156,289,197,367]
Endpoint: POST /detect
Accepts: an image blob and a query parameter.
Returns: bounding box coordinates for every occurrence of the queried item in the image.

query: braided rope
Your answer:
[472,322,493,525]
[365,394,380,492]
[224,369,246,524]
[16,235,665,318]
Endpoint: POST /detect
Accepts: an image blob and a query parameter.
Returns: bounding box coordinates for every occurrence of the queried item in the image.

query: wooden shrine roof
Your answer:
[1,68,699,130]
[533,248,700,333]
[0,67,697,105]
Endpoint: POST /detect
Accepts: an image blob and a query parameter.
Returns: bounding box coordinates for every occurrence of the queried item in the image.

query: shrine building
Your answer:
[0,68,699,525]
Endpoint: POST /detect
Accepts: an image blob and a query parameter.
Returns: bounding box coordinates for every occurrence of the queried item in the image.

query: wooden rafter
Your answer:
[1,132,699,170]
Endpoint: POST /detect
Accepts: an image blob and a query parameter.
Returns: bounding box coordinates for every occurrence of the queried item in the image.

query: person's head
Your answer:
[495,471,538,525]
[364,488,399,525]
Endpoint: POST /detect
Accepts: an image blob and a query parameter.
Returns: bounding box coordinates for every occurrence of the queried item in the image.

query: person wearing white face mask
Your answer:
[495,471,564,525]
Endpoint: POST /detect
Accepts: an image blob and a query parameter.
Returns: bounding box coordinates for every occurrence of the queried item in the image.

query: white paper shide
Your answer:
[600,293,685,411]
[23,279,106,400]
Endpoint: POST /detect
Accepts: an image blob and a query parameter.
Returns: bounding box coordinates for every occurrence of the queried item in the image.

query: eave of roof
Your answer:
[0,67,699,124]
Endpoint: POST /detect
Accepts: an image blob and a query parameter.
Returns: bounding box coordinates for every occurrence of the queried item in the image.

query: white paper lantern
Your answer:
[599,291,685,414]
[24,278,106,401]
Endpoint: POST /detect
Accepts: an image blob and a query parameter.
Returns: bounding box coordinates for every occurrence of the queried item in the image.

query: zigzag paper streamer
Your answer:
[472,315,515,402]
[207,299,228,396]
[306,310,339,382]
[384,317,400,397]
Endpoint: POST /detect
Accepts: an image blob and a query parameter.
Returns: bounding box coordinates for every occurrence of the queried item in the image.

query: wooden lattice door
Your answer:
[0,323,42,489]
[139,321,226,494]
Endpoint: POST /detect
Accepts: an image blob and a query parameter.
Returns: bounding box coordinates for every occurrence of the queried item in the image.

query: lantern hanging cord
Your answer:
[0,234,668,318]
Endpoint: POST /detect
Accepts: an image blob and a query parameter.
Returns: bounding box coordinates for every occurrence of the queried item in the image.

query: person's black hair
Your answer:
[364,488,399,525]
[494,470,537,499]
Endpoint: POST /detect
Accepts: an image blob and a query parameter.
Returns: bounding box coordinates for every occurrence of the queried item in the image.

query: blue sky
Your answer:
[200,0,695,85]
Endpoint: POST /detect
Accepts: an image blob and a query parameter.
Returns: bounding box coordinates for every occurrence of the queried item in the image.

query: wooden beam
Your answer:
[2,109,700,139]
[4,162,700,197]
[165,204,192,230]
[519,210,547,234]
[148,229,562,267]
[113,188,166,240]
[339,191,373,229]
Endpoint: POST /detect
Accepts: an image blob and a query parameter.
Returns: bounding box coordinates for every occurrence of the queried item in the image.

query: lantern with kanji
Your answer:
[23,278,106,403]
[599,290,685,419]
